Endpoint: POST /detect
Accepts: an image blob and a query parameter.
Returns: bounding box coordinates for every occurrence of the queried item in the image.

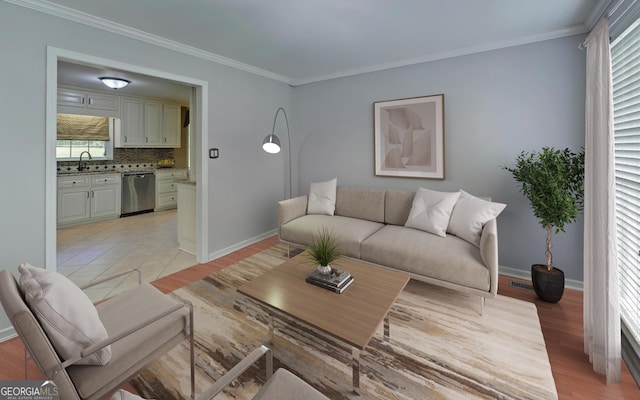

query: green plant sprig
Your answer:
[306,227,343,267]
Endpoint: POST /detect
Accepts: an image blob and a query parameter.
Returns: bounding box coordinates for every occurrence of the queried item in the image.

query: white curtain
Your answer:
[583,17,621,384]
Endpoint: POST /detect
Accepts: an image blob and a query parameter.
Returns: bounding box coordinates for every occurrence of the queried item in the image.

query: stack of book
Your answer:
[305,268,354,293]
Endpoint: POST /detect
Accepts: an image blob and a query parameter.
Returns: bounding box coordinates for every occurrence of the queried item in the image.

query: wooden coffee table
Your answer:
[237,252,410,394]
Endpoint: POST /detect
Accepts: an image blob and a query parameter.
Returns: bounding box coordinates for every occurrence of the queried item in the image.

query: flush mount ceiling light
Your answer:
[98,77,130,89]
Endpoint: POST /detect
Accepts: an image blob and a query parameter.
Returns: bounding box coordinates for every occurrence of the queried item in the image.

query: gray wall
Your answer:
[290,35,586,282]
[0,2,290,338]
[0,2,587,340]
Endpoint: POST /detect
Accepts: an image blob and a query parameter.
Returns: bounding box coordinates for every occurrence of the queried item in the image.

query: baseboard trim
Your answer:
[499,265,584,291]
[0,327,17,343]
[207,229,278,262]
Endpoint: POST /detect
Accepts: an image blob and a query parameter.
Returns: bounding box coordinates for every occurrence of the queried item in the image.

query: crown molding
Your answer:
[5,0,293,84]
[290,24,589,86]
[7,0,591,87]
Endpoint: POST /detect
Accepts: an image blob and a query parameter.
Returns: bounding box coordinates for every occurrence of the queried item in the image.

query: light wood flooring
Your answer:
[1,235,638,399]
[56,209,197,302]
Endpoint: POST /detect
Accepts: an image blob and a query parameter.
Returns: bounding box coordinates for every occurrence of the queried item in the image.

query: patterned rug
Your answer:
[132,244,558,399]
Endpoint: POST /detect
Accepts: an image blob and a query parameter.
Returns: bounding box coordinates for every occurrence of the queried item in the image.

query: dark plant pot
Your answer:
[531,264,565,303]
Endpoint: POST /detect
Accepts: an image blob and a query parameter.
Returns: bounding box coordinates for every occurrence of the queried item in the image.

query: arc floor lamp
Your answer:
[262,107,292,199]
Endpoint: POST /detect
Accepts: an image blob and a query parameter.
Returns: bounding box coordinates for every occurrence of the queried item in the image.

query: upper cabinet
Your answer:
[116,96,182,148]
[163,104,181,147]
[57,86,119,117]
[120,97,145,146]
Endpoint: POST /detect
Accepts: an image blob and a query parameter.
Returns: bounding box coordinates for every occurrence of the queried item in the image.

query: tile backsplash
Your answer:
[57,148,182,173]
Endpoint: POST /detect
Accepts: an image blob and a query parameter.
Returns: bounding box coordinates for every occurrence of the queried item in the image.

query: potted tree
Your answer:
[306,227,343,275]
[503,147,584,303]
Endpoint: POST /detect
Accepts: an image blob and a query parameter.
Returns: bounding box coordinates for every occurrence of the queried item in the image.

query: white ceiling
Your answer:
[39,0,606,90]
[58,61,193,103]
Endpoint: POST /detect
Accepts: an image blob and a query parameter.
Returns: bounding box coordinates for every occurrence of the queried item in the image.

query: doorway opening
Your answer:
[45,47,209,273]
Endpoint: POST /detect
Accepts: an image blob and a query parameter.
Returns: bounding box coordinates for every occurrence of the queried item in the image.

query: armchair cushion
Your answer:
[110,390,145,400]
[253,369,328,400]
[18,263,111,366]
[68,283,190,400]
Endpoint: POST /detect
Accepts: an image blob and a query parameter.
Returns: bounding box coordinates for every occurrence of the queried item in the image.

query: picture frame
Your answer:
[374,94,445,179]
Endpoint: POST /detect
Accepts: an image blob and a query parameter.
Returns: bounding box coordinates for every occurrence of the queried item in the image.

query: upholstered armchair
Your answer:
[0,266,194,400]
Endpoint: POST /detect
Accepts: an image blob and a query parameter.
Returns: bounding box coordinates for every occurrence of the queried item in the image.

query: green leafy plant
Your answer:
[503,147,585,271]
[306,227,343,267]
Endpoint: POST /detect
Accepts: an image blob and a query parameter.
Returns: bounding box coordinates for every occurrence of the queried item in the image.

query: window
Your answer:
[55,114,114,160]
[56,140,111,160]
[612,17,640,349]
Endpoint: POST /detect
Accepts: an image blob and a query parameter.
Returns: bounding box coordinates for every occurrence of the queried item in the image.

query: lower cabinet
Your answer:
[57,173,121,227]
[155,169,188,211]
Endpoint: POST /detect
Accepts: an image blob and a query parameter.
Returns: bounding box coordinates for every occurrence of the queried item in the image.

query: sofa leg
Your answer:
[479,297,485,316]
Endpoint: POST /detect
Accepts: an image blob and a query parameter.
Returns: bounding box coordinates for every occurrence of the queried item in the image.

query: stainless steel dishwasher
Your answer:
[121,172,155,216]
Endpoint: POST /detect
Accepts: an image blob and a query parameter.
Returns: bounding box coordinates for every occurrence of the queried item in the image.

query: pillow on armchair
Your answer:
[19,263,111,365]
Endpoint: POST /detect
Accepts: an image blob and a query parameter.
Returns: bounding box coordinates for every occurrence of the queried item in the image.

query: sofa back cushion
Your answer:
[335,187,386,223]
[385,190,416,226]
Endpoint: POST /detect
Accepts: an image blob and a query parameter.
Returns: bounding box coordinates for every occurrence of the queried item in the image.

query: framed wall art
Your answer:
[374,94,445,179]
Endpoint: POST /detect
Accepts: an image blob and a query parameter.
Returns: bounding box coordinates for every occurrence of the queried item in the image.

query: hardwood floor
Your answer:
[1,235,638,399]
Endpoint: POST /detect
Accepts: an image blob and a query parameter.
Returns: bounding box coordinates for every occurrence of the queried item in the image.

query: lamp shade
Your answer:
[262,133,281,154]
[99,77,130,89]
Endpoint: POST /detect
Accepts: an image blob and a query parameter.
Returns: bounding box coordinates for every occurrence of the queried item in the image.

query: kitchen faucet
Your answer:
[78,151,92,172]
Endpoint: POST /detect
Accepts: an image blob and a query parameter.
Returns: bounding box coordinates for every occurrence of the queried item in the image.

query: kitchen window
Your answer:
[56,140,111,160]
[56,114,115,160]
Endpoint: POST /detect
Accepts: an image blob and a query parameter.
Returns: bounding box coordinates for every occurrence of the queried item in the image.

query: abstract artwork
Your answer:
[374,95,445,179]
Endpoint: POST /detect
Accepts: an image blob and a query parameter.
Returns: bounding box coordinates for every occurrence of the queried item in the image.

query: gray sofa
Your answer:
[278,186,501,312]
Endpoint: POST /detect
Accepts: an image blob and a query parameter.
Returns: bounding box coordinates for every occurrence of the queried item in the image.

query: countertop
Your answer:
[57,166,187,177]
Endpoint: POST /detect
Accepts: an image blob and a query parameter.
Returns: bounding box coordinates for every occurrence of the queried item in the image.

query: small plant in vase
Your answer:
[306,228,343,275]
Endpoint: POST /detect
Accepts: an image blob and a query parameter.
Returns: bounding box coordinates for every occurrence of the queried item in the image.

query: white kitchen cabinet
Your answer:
[57,173,121,227]
[57,86,119,117]
[144,101,164,146]
[155,169,188,211]
[117,96,182,148]
[57,181,91,224]
[119,97,145,146]
[163,104,182,147]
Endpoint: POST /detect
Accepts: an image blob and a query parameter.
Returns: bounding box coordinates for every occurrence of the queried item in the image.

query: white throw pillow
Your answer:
[405,188,460,237]
[448,190,506,247]
[307,178,337,216]
[19,263,111,366]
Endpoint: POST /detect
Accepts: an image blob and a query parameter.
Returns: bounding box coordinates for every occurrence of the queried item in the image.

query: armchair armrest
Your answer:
[278,195,308,228]
[196,345,273,400]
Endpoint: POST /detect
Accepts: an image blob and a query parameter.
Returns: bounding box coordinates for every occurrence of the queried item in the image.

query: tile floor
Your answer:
[57,209,197,302]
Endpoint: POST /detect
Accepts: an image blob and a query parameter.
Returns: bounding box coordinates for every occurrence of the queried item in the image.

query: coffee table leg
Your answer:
[384,313,390,342]
[352,347,360,395]
[268,314,274,344]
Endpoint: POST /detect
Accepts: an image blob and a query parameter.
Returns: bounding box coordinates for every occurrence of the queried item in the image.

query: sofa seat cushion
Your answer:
[280,215,384,258]
[67,283,190,400]
[361,225,490,292]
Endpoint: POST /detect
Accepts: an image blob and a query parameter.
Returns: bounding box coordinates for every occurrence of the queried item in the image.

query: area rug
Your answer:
[132,244,558,399]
